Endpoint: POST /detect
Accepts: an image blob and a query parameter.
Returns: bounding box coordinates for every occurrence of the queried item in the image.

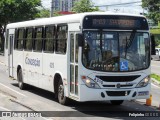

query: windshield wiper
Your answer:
[124,30,136,58]
[125,36,128,58]
[99,30,103,60]
[128,30,136,48]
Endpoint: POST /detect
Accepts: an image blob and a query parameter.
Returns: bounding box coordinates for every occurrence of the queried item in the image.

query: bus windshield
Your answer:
[82,31,150,72]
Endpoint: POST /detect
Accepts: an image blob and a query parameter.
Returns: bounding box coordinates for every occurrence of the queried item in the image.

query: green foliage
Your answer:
[142,0,160,24]
[150,28,160,34]
[0,0,41,23]
[53,11,62,16]
[151,74,160,82]
[0,0,41,52]
[72,0,99,13]
[155,39,160,46]
[37,8,50,18]
[150,29,160,46]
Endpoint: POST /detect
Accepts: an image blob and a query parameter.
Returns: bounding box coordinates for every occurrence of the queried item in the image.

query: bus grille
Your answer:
[106,91,130,96]
[103,84,133,88]
[96,75,140,82]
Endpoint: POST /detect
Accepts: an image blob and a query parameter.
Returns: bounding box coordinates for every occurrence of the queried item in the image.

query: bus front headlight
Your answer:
[136,76,150,88]
[81,76,100,89]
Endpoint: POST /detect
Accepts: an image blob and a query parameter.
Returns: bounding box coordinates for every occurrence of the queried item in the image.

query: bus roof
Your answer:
[6,12,146,29]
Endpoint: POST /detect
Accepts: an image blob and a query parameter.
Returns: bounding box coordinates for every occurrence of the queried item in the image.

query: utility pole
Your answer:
[50,0,54,17]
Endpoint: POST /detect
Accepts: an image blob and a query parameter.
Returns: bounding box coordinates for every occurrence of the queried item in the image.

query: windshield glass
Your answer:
[82,31,150,72]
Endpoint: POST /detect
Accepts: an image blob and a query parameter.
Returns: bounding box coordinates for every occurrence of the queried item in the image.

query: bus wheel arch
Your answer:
[17,65,27,90]
[17,65,21,76]
[53,73,69,105]
[54,73,61,98]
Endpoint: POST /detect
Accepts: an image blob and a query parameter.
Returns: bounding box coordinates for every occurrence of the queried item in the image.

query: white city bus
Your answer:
[5,12,155,105]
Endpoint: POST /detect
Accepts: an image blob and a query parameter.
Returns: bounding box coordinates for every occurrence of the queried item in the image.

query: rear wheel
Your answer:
[110,100,124,105]
[17,69,27,90]
[57,79,69,105]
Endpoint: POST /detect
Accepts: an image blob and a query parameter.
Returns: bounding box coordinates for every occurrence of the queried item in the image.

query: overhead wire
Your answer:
[94,1,142,7]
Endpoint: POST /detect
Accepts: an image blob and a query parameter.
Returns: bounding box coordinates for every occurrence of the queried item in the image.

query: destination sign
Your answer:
[92,19,136,27]
[83,15,149,30]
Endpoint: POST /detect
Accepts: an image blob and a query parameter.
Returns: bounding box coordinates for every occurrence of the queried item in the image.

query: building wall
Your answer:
[53,0,59,11]
[53,0,79,12]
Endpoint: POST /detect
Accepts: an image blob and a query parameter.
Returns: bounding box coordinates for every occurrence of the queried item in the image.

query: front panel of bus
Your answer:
[77,15,150,101]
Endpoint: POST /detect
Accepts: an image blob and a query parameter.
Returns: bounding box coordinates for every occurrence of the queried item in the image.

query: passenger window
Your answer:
[44,26,55,52]
[34,27,43,51]
[70,33,74,62]
[24,28,33,51]
[6,29,9,49]
[56,25,68,54]
[16,29,24,50]
[75,34,79,63]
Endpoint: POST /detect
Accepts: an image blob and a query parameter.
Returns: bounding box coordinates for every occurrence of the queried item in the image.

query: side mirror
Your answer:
[151,35,156,55]
[77,33,84,47]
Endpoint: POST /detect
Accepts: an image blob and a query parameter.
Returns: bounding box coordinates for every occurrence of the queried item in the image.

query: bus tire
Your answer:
[17,69,27,90]
[110,100,124,105]
[57,78,69,105]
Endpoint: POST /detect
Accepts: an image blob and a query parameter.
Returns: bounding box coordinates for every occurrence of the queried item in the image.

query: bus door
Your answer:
[8,29,15,77]
[69,32,79,97]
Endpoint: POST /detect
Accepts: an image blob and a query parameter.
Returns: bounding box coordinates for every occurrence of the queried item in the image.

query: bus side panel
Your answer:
[40,53,54,91]
[42,53,67,93]
[23,51,42,87]
[4,49,8,67]
[13,50,24,80]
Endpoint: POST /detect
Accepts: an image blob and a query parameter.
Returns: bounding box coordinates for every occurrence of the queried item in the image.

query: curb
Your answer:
[151,78,160,87]
[0,54,5,65]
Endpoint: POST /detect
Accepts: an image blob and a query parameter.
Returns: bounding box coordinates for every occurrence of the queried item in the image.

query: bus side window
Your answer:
[15,28,24,50]
[44,26,55,52]
[56,25,68,54]
[14,29,18,49]
[34,27,43,52]
[24,28,33,51]
[5,29,9,49]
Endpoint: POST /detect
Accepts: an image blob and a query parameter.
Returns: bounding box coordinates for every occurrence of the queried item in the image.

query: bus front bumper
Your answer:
[79,84,150,101]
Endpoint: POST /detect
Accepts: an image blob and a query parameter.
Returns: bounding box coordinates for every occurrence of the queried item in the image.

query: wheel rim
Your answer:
[58,84,64,100]
[18,80,22,88]
[19,80,21,86]
[18,71,23,88]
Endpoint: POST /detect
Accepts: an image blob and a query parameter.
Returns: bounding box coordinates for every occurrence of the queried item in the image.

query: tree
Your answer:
[142,0,160,24]
[0,0,41,52]
[72,0,99,13]
[37,8,50,18]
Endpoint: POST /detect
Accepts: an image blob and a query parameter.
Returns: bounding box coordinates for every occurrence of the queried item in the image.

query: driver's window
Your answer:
[102,33,118,57]
[84,31,101,63]
[137,33,149,55]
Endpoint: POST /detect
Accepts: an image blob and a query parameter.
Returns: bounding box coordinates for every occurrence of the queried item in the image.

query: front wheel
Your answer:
[17,69,27,90]
[110,100,124,105]
[58,79,69,105]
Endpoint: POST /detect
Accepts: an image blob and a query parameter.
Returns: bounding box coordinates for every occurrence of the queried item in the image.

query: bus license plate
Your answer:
[138,91,149,96]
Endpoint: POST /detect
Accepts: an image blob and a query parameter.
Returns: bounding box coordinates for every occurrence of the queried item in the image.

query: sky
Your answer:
[41,0,144,14]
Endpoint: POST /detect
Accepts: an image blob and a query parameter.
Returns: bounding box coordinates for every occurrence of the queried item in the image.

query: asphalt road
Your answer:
[151,60,160,75]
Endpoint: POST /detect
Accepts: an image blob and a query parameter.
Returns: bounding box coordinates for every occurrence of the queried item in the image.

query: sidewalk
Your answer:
[0,55,5,64]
